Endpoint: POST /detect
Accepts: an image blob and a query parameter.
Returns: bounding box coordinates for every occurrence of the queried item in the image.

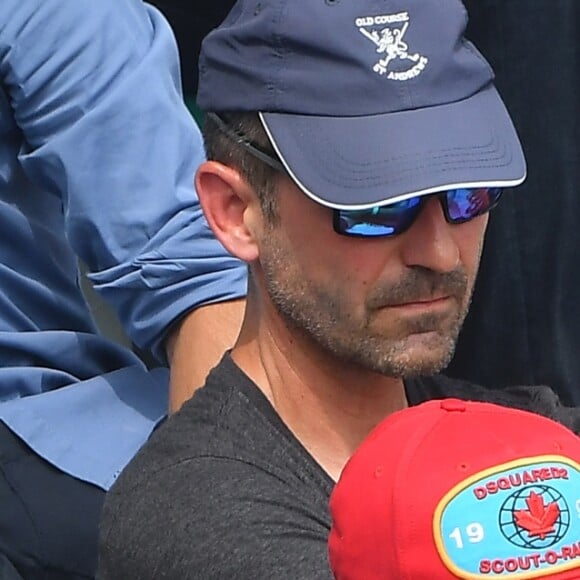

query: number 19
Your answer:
[449,523,485,549]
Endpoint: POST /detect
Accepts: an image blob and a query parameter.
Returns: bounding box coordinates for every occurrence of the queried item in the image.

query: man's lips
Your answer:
[382,295,453,310]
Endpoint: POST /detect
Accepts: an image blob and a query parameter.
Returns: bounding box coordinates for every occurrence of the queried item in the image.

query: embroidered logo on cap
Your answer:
[355,12,428,79]
[433,456,580,578]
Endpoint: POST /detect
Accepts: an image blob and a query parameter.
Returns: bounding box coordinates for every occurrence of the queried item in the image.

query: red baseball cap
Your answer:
[328,399,580,579]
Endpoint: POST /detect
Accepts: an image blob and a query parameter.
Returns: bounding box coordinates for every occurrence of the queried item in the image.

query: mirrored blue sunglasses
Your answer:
[333,187,503,238]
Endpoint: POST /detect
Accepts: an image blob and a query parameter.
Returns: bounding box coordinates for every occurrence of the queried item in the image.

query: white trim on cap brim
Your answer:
[258,91,527,211]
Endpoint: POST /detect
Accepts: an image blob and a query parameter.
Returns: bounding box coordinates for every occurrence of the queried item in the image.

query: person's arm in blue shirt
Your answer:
[0,0,247,405]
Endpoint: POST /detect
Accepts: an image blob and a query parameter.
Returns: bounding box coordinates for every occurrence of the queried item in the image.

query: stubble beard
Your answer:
[260,235,473,379]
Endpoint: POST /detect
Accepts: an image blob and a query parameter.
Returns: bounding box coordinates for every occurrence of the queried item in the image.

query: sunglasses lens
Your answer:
[445,187,503,222]
[334,187,503,237]
[334,197,423,237]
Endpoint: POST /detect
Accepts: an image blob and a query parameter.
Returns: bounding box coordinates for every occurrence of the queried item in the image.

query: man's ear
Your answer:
[196,161,260,262]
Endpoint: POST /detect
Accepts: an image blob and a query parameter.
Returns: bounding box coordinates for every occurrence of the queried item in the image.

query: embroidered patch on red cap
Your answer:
[433,456,580,578]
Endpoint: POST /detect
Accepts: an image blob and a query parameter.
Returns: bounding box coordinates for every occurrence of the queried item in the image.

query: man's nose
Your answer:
[399,196,460,273]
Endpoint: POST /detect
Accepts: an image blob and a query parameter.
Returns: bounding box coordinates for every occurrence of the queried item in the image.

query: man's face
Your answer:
[255,177,488,378]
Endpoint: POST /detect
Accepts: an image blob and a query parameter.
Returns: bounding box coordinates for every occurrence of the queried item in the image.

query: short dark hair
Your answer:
[202,112,280,224]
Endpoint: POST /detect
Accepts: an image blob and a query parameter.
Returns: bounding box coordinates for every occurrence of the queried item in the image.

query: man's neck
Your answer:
[232,317,408,482]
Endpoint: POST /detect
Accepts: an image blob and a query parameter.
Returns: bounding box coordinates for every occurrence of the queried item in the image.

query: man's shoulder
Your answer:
[114,357,271,479]
[411,374,580,434]
[99,451,331,579]
[98,358,334,579]
[105,354,332,500]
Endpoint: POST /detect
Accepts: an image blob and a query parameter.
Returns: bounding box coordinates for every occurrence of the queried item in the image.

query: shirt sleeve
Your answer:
[0,0,247,361]
[98,457,334,580]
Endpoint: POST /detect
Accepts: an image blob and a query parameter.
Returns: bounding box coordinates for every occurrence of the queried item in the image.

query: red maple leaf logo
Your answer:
[514,491,560,539]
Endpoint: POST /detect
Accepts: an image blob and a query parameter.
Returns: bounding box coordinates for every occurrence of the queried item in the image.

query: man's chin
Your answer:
[386,331,457,376]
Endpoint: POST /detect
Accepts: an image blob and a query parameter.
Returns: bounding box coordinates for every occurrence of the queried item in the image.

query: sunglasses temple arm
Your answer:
[205,112,286,173]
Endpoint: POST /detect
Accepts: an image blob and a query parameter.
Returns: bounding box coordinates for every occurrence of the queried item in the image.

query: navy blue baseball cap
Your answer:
[197,0,526,210]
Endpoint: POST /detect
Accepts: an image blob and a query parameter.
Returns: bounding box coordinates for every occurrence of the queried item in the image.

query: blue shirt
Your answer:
[0,0,247,490]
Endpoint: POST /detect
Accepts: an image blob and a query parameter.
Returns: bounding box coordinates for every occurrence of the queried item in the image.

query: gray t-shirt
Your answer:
[97,354,579,579]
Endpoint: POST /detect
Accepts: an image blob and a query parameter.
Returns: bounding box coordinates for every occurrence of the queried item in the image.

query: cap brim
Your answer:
[260,85,526,210]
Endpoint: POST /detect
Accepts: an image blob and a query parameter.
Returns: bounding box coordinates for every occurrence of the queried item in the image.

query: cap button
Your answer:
[440,399,467,412]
